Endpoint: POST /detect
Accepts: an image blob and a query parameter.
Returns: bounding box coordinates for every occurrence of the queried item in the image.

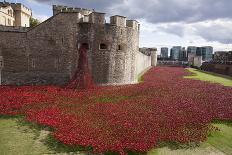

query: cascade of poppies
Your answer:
[66,46,95,89]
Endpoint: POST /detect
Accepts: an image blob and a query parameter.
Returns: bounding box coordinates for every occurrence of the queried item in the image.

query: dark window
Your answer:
[31,59,36,68]
[81,43,89,49]
[54,58,59,69]
[62,37,64,44]
[118,45,122,50]
[0,58,3,68]
[99,43,107,50]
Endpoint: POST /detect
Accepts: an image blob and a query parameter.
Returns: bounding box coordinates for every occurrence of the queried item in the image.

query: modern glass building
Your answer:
[187,46,197,56]
[179,47,187,61]
[196,46,213,61]
[170,46,181,60]
[161,47,169,59]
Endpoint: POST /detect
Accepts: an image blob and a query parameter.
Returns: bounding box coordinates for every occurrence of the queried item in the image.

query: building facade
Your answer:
[179,47,187,61]
[0,5,156,86]
[170,46,181,60]
[187,46,197,56]
[0,4,14,26]
[196,46,213,61]
[0,1,32,27]
[161,47,169,59]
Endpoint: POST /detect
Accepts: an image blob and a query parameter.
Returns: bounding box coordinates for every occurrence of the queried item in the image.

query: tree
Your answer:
[30,17,40,28]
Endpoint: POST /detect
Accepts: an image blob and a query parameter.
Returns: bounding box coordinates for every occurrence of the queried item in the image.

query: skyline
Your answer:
[4,0,232,52]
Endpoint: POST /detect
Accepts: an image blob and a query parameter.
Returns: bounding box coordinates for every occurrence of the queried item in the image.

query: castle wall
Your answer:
[201,63,232,77]
[0,13,80,85]
[136,51,151,78]
[0,32,27,72]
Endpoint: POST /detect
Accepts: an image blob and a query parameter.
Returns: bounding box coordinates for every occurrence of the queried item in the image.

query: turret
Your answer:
[89,12,105,24]
[126,20,139,31]
[110,15,126,27]
[150,48,157,66]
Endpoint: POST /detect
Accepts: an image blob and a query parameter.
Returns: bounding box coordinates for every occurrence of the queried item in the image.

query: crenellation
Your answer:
[126,20,139,30]
[89,12,105,24]
[53,5,93,16]
[110,15,127,27]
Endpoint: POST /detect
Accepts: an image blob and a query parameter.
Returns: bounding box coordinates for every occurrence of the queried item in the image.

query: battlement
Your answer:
[11,3,32,16]
[0,2,32,16]
[89,12,105,24]
[110,15,126,27]
[109,15,139,30]
[53,5,93,16]
[126,20,140,30]
[52,5,139,30]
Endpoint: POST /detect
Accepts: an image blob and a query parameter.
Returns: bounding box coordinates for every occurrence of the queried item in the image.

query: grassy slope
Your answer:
[0,117,52,155]
[149,68,232,155]
[207,123,232,154]
[0,117,86,155]
[184,68,232,87]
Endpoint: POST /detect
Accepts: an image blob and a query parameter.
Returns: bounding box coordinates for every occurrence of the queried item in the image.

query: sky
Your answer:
[5,0,232,53]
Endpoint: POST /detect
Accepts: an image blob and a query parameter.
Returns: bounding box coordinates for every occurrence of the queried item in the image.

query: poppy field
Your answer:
[0,67,231,154]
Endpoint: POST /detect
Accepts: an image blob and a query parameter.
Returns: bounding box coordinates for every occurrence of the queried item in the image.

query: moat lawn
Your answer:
[184,68,232,87]
[0,67,232,155]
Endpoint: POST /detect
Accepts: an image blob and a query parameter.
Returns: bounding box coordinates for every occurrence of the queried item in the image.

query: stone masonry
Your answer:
[0,5,155,86]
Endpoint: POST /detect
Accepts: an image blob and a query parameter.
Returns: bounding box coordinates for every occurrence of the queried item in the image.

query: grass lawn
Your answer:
[184,68,232,87]
[0,117,52,155]
[0,116,86,155]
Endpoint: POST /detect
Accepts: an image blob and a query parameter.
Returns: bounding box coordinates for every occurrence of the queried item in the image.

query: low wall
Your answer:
[157,60,188,66]
[136,51,151,79]
[0,25,28,32]
[201,63,232,77]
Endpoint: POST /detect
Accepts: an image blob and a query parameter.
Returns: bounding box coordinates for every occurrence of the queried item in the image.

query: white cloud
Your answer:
[33,13,49,22]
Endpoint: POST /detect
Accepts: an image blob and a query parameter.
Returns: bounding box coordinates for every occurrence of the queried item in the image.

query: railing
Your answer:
[158,60,188,66]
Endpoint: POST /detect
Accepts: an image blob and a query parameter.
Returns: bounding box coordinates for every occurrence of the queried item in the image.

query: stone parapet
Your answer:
[0,25,28,32]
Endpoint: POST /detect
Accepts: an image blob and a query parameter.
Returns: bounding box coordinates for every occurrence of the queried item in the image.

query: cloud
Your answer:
[30,0,122,13]
[29,0,232,49]
[192,19,232,44]
[32,0,232,23]
[154,24,185,37]
[145,19,232,44]
[33,13,49,22]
